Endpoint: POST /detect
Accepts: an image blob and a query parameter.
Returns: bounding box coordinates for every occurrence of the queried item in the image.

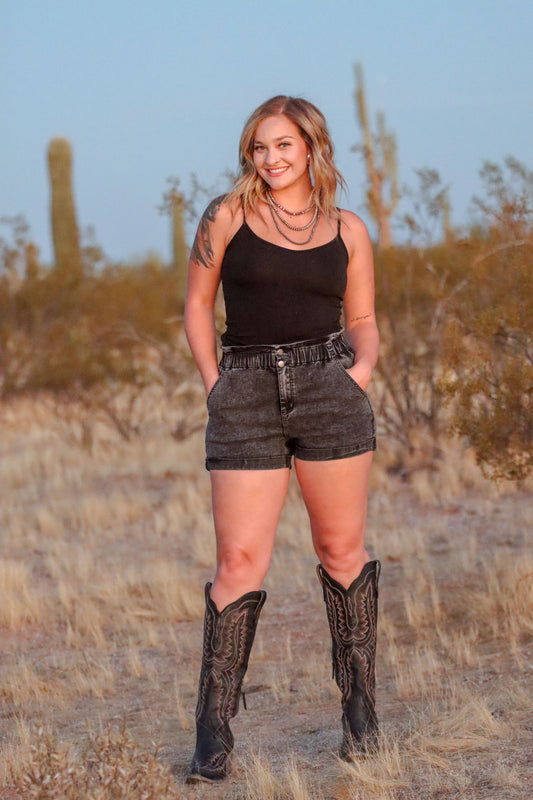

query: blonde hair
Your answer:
[226,95,346,219]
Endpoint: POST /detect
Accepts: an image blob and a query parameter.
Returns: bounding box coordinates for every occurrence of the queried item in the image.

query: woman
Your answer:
[184,95,380,783]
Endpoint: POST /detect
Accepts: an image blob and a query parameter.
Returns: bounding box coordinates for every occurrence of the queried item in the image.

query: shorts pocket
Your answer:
[206,371,227,406]
[333,353,367,398]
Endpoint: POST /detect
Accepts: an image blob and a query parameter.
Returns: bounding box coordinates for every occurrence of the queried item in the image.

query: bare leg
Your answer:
[209,468,290,609]
[297,451,379,755]
[189,468,288,782]
[294,451,373,587]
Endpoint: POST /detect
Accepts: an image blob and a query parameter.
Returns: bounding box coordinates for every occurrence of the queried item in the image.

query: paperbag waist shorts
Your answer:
[205,331,376,471]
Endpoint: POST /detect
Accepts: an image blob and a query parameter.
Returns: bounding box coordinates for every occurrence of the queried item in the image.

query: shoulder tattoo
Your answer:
[190,194,227,269]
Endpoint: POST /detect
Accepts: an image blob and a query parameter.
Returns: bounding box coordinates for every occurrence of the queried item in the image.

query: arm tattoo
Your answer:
[190,194,227,269]
[350,313,371,321]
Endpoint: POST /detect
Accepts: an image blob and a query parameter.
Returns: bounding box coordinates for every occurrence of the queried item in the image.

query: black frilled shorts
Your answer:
[205,331,376,471]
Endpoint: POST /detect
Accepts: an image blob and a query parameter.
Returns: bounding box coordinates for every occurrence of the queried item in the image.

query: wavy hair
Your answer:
[225,95,346,219]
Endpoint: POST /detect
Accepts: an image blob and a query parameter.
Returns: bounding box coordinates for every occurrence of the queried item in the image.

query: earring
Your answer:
[307,154,311,164]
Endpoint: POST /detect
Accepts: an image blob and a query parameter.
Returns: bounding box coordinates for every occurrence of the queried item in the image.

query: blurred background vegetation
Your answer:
[2,68,532,481]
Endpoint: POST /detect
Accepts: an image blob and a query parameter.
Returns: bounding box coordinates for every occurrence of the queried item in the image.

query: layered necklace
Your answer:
[266,188,320,245]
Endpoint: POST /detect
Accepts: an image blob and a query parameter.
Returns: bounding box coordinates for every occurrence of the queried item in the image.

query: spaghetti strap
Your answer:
[240,196,246,221]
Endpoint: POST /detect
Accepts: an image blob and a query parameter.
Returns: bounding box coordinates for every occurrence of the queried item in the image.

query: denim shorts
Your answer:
[205,331,376,471]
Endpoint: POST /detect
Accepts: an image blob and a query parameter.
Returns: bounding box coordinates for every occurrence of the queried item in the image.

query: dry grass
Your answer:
[1,393,532,799]
[4,725,182,799]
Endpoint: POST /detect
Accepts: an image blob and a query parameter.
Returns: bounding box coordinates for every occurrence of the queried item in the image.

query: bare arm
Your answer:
[341,212,379,391]
[184,195,233,395]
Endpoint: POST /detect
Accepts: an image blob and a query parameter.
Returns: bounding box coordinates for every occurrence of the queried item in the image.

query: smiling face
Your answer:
[252,115,311,194]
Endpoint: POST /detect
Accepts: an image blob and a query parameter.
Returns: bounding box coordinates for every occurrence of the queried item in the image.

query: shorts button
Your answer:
[277,359,285,368]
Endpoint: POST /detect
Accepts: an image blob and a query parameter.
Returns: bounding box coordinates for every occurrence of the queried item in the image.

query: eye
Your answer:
[279,142,290,148]
[254,144,265,152]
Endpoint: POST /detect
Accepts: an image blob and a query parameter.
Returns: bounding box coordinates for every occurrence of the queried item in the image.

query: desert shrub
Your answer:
[1,256,190,398]
[372,169,470,474]
[6,725,181,799]
[441,158,533,480]
[373,159,532,481]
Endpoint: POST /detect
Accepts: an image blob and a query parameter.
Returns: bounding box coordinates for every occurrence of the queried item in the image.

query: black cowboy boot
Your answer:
[317,560,380,758]
[188,583,266,782]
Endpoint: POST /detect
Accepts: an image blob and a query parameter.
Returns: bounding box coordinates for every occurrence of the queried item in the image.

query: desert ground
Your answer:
[1,388,532,799]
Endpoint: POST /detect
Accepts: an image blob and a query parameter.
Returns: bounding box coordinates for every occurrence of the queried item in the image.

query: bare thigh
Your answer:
[209,468,290,609]
[295,451,373,588]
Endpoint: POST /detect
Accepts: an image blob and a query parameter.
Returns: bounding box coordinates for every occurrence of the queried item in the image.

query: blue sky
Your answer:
[2,0,532,263]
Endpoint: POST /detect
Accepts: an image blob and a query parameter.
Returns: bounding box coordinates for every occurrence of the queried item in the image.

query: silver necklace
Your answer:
[266,189,315,216]
[267,202,321,245]
[268,196,319,231]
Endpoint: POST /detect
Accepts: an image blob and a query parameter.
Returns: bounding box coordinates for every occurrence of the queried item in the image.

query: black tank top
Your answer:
[220,219,349,346]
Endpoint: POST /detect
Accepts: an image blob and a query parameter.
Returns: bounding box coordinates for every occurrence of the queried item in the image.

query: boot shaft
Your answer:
[196,584,266,724]
[317,561,380,715]
[189,584,266,782]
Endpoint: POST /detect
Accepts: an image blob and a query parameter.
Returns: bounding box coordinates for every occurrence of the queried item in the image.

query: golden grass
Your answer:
[338,681,518,800]
[436,625,482,668]
[243,753,326,800]
[410,682,511,753]
[338,733,407,796]
[297,650,339,702]
[243,752,285,800]
[268,666,292,703]
[393,646,446,699]
[402,567,443,629]
[0,560,49,629]
[4,725,181,800]
[1,393,532,800]
[470,557,533,640]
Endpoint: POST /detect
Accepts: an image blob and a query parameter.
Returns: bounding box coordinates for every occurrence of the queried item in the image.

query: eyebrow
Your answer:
[254,135,297,144]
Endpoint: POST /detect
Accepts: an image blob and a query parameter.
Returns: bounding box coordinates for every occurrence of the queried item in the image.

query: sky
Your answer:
[2,0,533,264]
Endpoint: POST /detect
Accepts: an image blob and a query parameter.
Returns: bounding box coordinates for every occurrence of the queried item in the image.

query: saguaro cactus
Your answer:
[47,137,83,280]
[353,63,399,249]
[25,242,40,280]
[171,187,188,310]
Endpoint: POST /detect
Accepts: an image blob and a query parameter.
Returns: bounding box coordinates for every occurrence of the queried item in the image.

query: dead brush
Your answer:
[393,646,446,699]
[0,559,49,629]
[243,752,325,800]
[1,651,117,707]
[123,559,205,622]
[49,553,205,648]
[297,650,338,702]
[340,682,514,799]
[4,724,181,800]
[436,624,481,668]
[337,729,406,800]
[1,657,66,707]
[401,564,443,632]
[268,666,292,703]
[370,521,428,564]
[284,757,321,800]
[409,680,510,753]
[243,752,285,800]
[446,554,533,666]
[468,556,533,638]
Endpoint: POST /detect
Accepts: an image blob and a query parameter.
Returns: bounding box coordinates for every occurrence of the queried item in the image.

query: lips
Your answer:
[266,166,289,176]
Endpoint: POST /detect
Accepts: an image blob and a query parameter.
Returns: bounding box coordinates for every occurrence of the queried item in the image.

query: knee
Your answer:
[217,546,267,583]
[315,539,365,576]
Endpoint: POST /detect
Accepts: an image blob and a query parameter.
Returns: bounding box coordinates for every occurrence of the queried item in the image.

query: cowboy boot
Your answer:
[188,583,266,782]
[317,560,381,758]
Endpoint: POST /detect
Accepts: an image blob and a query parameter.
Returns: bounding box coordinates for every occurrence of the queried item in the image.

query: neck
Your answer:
[269,180,314,211]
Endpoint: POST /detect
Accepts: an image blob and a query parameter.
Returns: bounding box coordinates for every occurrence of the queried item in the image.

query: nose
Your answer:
[264,149,279,166]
